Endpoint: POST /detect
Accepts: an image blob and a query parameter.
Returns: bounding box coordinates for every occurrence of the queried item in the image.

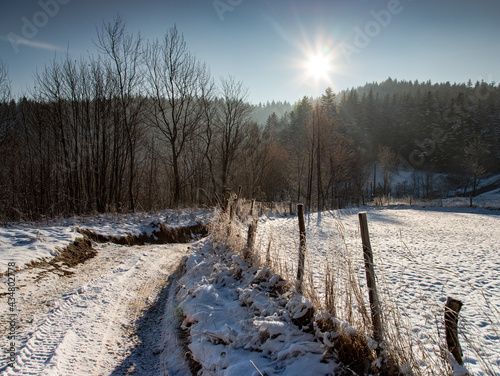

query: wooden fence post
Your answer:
[244,219,258,260]
[223,188,232,213]
[229,201,234,220]
[265,238,272,266]
[247,219,257,250]
[296,204,306,294]
[250,199,255,218]
[226,193,235,237]
[358,212,383,350]
[445,297,465,367]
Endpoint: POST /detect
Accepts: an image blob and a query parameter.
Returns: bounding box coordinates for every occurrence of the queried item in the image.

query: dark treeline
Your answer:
[338,77,500,178]
[1,20,270,220]
[1,18,499,220]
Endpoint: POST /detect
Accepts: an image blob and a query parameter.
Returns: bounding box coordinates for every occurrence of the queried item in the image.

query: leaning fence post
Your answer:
[224,188,231,212]
[243,219,258,260]
[358,212,383,351]
[265,238,272,266]
[296,204,306,294]
[247,219,258,250]
[445,297,466,368]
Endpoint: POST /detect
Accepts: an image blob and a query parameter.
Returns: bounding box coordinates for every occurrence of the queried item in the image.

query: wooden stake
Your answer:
[224,188,231,213]
[266,238,272,266]
[296,204,306,294]
[445,297,465,366]
[247,220,257,250]
[358,212,383,348]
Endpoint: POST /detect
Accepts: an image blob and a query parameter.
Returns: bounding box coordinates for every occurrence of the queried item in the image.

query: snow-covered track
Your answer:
[1,243,190,376]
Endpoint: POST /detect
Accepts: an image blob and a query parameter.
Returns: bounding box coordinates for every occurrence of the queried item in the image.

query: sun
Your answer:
[291,35,341,89]
[306,53,331,80]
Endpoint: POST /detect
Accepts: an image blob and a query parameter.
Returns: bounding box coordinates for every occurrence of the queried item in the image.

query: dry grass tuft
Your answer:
[334,330,376,375]
[54,237,96,268]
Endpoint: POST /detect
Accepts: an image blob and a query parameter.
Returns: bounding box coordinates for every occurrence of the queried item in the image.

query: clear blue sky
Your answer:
[1,0,499,104]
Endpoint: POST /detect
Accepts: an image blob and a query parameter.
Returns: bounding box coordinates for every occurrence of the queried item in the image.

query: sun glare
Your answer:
[307,54,331,80]
[292,35,341,90]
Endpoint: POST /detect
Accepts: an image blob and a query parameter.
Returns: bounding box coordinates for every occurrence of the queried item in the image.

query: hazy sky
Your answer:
[1,0,499,104]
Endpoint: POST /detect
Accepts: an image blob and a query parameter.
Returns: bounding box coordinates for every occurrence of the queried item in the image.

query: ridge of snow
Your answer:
[161,241,339,375]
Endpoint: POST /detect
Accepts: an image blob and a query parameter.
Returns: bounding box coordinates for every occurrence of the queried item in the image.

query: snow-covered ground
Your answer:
[254,205,500,375]
[1,210,341,376]
[0,209,212,271]
[378,169,500,205]
[160,242,339,375]
[1,241,192,375]
[1,204,499,375]
[0,209,212,375]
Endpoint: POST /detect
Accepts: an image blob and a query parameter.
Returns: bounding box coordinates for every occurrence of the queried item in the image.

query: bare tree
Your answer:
[0,61,13,218]
[0,61,10,103]
[286,97,311,204]
[33,58,76,214]
[212,76,252,196]
[144,25,212,205]
[95,14,144,212]
[242,123,279,200]
[0,60,12,147]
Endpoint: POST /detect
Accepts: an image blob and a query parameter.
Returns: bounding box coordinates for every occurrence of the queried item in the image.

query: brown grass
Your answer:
[209,200,385,374]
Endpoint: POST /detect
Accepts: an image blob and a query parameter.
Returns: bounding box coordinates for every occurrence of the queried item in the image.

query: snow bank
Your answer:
[161,241,340,375]
[0,224,79,271]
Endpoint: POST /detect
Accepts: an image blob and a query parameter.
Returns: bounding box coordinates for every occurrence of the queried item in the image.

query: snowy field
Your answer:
[254,205,500,375]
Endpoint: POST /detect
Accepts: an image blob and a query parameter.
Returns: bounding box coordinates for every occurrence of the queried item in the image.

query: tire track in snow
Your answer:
[1,244,189,376]
[48,253,145,376]
[2,251,140,375]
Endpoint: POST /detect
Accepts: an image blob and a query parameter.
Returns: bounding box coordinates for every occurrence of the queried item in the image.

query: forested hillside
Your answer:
[262,78,500,201]
[1,19,499,220]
